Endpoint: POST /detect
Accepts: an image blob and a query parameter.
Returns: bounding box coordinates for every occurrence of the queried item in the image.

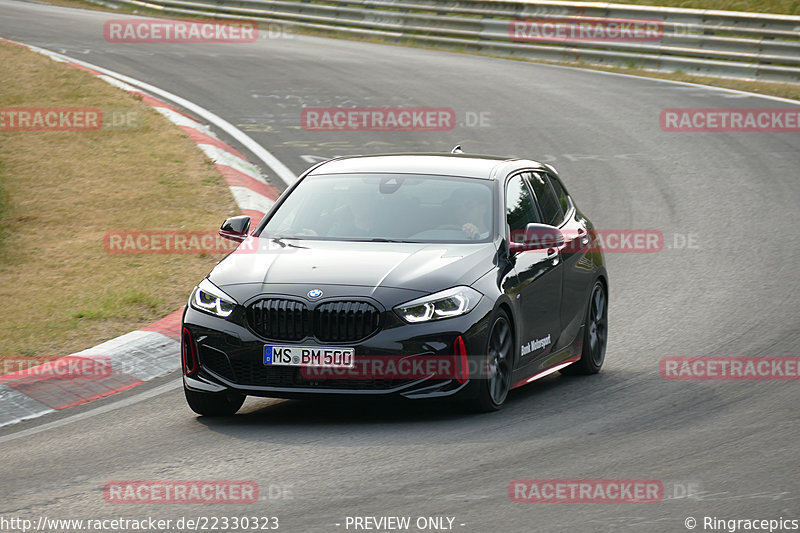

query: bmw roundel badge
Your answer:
[307,289,323,300]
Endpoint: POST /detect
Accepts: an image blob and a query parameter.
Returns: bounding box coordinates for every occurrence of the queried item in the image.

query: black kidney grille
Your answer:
[314,301,381,342]
[247,298,381,342]
[247,298,310,341]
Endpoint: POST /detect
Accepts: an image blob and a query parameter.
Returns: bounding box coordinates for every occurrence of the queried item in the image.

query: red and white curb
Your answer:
[0,37,295,427]
[0,310,183,427]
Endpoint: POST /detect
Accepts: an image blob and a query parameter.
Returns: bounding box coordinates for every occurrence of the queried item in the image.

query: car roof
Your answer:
[308,153,549,180]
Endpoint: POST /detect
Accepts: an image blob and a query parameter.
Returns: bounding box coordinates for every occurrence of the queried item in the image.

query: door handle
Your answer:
[577,227,589,245]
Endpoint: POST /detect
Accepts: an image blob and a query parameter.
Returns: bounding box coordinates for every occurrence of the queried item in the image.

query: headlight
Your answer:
[395,286,482,323]
[190,278,237,318]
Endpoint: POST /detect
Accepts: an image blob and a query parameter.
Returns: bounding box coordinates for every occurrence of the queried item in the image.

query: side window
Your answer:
[527,172,564,226]
[547,174,572,216]
[505,174,540,240]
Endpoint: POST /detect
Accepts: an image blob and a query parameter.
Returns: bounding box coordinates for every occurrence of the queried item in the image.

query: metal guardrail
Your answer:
[95,0,800,83]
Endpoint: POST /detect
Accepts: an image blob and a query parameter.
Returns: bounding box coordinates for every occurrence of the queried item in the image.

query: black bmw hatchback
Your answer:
[182,152,608,415]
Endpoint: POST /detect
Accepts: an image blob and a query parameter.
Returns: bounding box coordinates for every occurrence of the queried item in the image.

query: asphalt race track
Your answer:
[1,1,798,531]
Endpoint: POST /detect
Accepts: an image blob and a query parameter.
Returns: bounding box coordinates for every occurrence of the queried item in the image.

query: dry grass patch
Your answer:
[0,41,239,359]
[590,0,799,15]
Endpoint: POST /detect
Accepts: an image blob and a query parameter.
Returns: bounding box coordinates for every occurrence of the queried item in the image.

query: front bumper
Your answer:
[182,297,493,400]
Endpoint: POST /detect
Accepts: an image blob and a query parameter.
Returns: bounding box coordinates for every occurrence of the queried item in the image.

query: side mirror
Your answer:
[219,215,251,242]
[509,223,564,254]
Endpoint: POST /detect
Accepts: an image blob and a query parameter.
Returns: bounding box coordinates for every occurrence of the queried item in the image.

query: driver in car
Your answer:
[451,188,490,240]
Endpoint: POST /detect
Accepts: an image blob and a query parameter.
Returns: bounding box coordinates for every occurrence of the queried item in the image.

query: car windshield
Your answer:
[260,173,494,243]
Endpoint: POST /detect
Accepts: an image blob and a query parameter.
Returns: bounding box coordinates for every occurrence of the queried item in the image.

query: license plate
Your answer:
[264,345,355,368]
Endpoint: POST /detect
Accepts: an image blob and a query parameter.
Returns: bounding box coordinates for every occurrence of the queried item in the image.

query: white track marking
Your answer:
[229,186,277,213]
[534,62,800,107]
[198,144,266,181]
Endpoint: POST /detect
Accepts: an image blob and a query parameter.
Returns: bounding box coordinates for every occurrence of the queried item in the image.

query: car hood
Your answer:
[208,237,496,294]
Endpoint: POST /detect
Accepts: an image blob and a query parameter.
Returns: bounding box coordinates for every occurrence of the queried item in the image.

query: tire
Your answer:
[562,280,607,375]
[467,310,515,412]
[184,385,245,416]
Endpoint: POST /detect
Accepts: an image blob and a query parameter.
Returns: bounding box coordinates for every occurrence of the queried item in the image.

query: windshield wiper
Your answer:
[270,238,308,249]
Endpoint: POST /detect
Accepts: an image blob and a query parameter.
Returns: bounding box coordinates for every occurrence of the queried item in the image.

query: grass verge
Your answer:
[0,41,238,360]
[0,161,7,251]
[593,0,799,16]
